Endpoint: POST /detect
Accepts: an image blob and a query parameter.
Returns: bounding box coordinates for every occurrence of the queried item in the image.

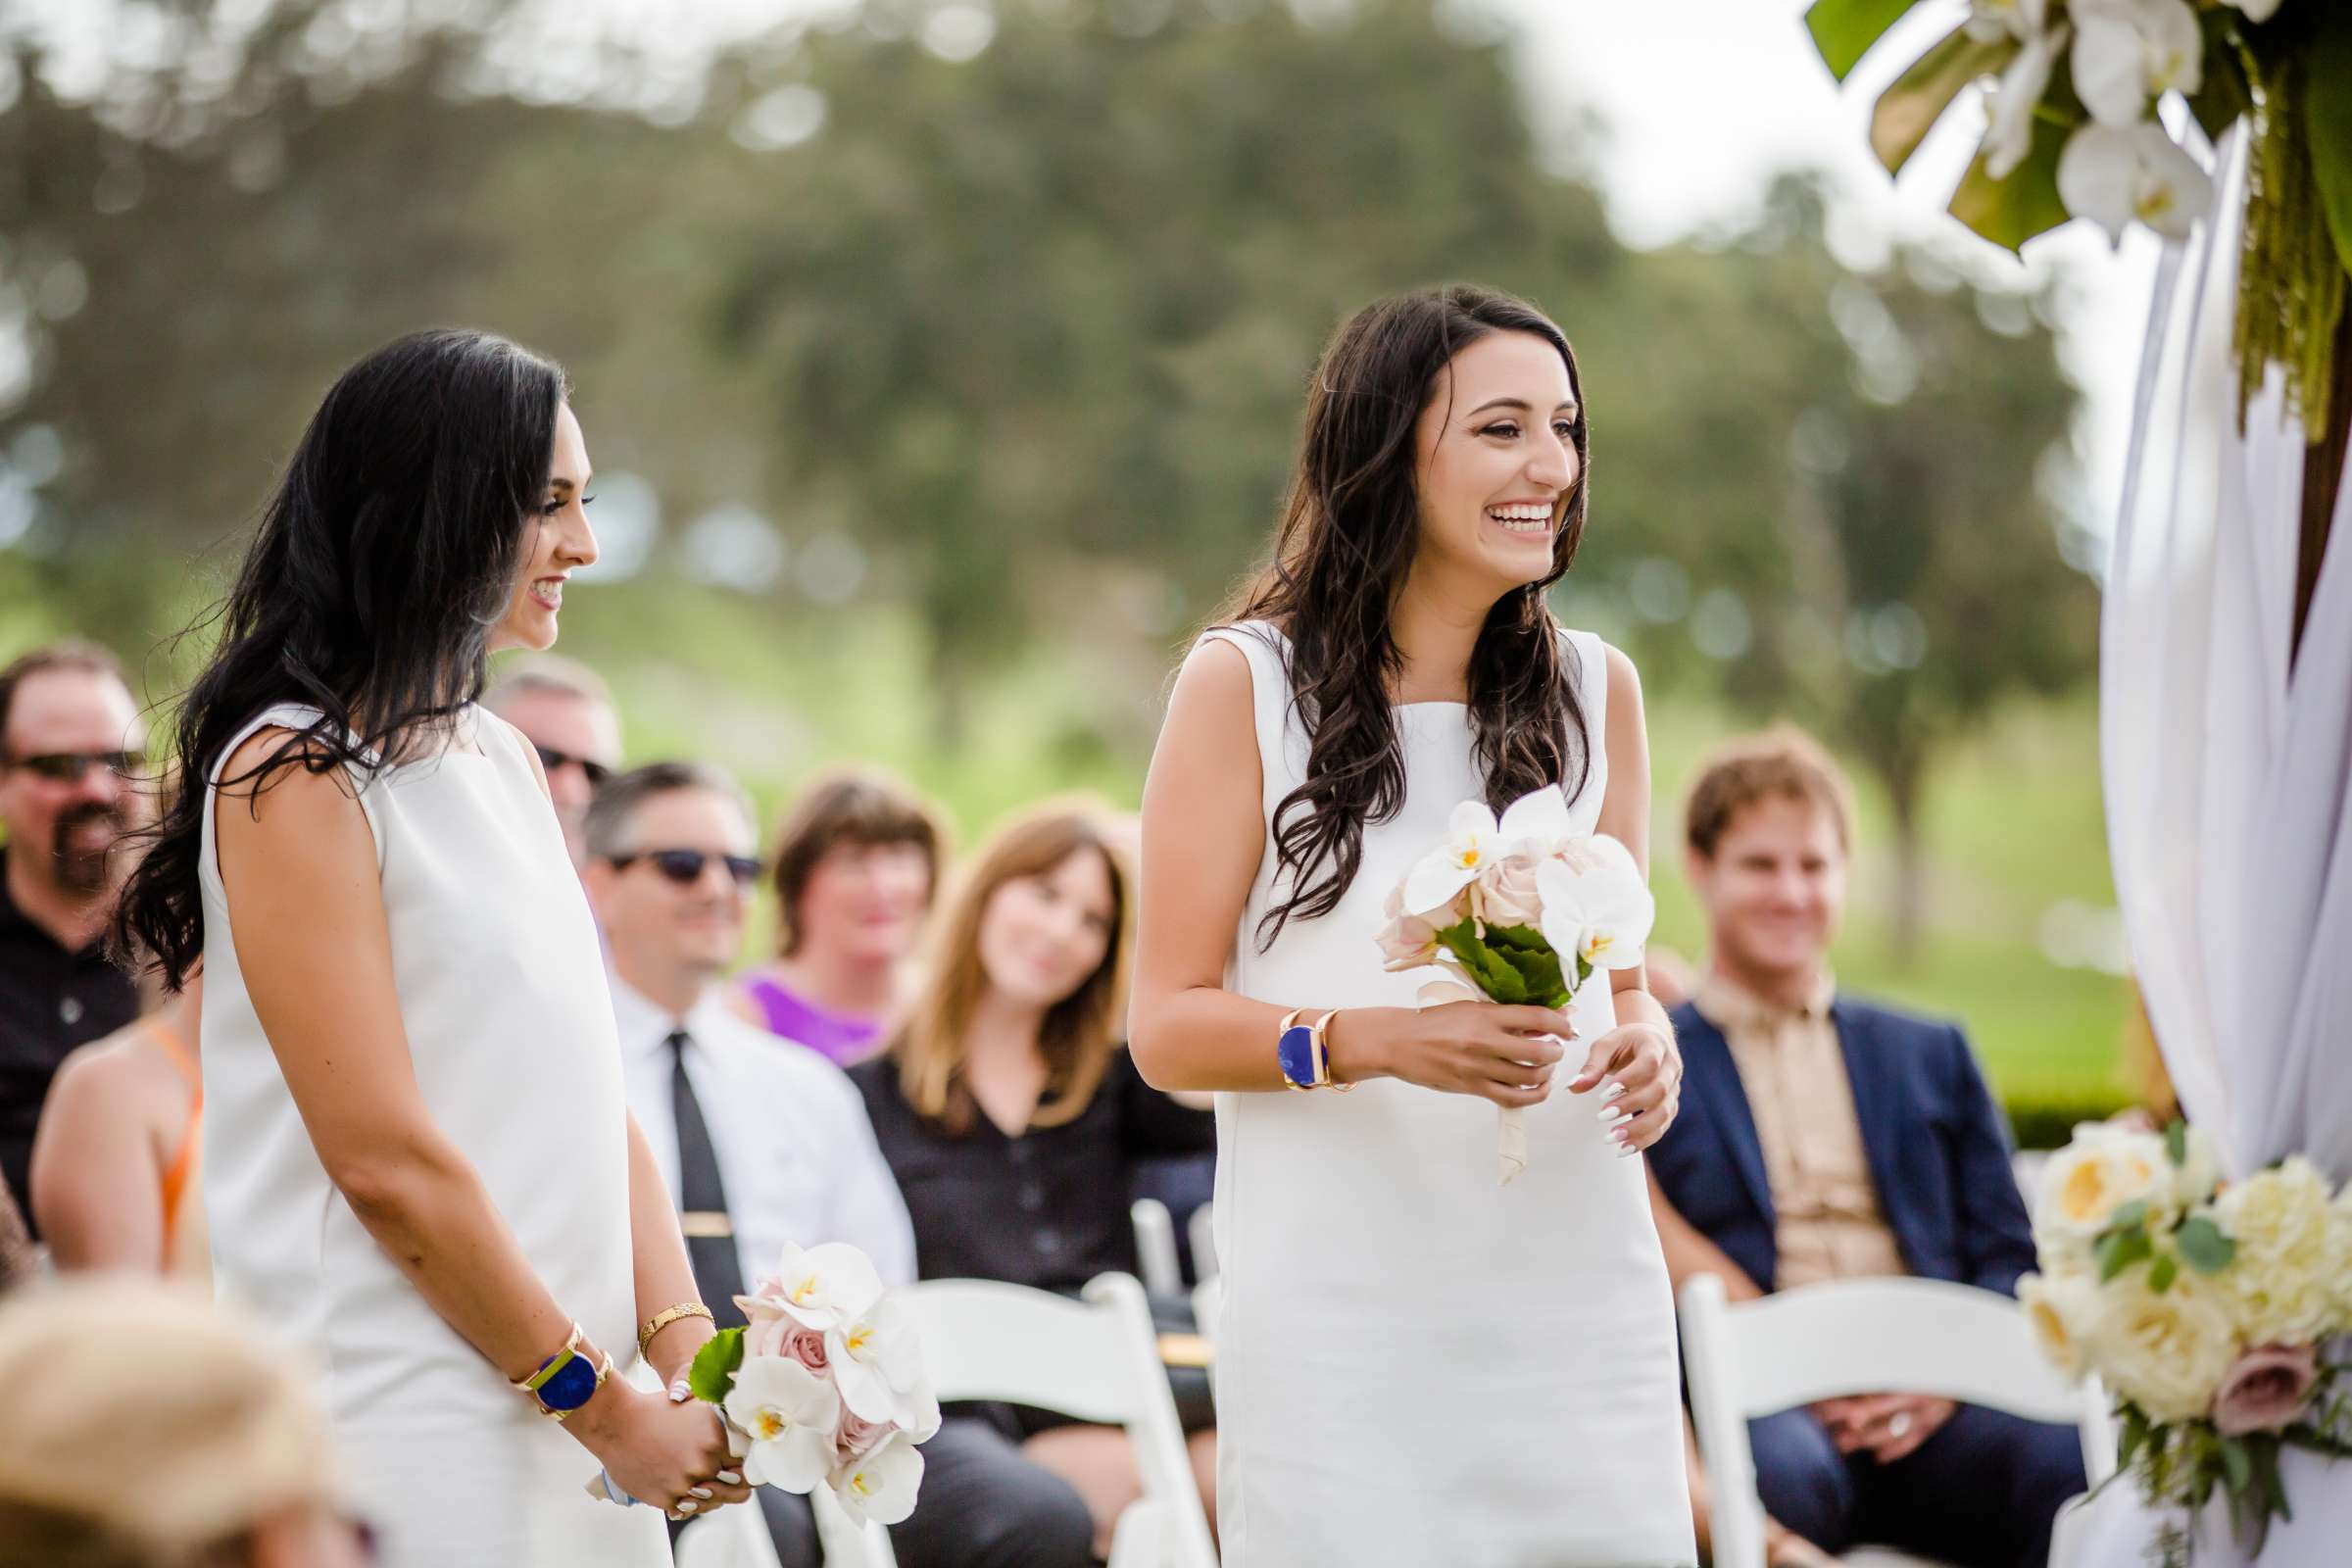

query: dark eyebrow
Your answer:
[1464,397,1579,418]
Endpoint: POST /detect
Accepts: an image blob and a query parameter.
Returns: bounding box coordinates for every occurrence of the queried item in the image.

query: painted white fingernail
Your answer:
[677,1499,700,1514]
[668,1381,691,1402]
[1616,1143,1642,1158]
[1598,1105,1629,1125]
[1600,1081,1627,1102]
[690,1487,713,1499]
[716,1471,741,1485]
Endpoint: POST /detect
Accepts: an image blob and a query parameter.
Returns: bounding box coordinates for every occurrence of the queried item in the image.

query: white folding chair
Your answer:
[1187,1200,1216,1284]
[1680,1273,2115,1568]
[1130,1197,1184,1298]
[820,1272,1216,1568]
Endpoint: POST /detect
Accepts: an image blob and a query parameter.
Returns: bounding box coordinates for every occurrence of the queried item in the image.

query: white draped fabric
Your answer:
[2061,124,2352,1567]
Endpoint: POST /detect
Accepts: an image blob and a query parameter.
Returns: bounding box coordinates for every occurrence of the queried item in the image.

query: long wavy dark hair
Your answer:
[1223,284,1592,948]
[115,328,567,988]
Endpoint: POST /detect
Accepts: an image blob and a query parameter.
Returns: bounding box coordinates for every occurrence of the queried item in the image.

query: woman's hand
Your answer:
[568,1377,753,1519]
[1334,1003,1576,1106]
[1566,1021,1682,1153]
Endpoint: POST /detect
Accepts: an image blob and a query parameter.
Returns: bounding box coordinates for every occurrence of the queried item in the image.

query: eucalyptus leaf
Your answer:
[687,1325,747,1405]
[2096,1227,2154,1283]
[2146,1251,2178,1295]
[2221,1436,2253,1494]
[2177,1216,2236,1275]
[1872,25,2017,176]
[1806,0,1924,83]
[2108,1200,2149,1235]
[2307,12,2352,281]
[1948,112,2073,254]
[2165,1119,2188,1168]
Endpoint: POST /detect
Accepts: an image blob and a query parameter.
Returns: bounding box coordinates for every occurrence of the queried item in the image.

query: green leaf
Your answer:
[2096,1227,2154,1283]
[2253,1437,2291,1521]
[1484,923,1548,952]
[1948,111,2073,254]
[2165,1119,2188,1168]
[2146,1251,2179,1295]
[1871,25,2017,176]
[2118,1405,2148,1469]
[1434,922,1531,1004]
[2176,1216,2237,1276]
[1806,0,1925,83]
[687,1325,746,1405]
[2220,1435,2253,1494]
[2107,1200,2150,1235]
[2307,12,2352,282]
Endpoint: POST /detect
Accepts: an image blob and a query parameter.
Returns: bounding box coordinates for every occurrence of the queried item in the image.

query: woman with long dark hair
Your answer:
[114,329,745,1566]
[1131,285,1693,1562]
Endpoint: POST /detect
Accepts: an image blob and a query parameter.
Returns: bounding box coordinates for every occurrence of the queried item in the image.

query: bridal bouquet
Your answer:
[1807,0,2351,440]
[1373,783,1654,1186]
[594,1242,943,1525]
[2016,1121,2352,1563]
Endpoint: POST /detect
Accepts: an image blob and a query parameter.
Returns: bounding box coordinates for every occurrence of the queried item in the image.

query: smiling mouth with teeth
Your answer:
[1486,504,1555,536]
[530,579,564,610]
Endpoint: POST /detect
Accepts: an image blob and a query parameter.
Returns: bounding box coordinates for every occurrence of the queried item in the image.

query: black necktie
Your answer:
[667,1029,747,1330]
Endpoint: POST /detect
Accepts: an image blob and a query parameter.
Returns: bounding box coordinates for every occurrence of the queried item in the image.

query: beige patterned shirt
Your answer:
[1695,970,1909,1289]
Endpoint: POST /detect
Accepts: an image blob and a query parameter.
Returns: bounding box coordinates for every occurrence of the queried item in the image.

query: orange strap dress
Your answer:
[145,1017,207,1278]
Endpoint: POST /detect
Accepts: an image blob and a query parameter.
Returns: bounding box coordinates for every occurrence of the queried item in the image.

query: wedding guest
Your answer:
[1646,726,2082,1568]
[731,766,945,1064]
[483,655,622,869]
[851,801,1216,1562]
[111,329,742,1567]
[0,1277,371,1568]
[0,641,146,1236]
[30,972,207,1279]
[581,760,916,1566]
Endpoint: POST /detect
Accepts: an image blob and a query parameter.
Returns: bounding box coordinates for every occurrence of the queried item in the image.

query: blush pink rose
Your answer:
[743,1302,792,1360]
[2211,1343,2320,1437]
[836,1409,889,1462]
[1474,851,1544,929]
[1375,883,1446,971]
[784,1326,831,1375]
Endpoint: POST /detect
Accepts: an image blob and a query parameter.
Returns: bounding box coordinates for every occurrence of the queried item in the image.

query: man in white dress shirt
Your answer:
[584,762,1094,1568]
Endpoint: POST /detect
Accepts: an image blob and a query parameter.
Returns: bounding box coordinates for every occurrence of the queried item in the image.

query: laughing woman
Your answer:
[1131,285,1695,1565]
[113,330,744,1567]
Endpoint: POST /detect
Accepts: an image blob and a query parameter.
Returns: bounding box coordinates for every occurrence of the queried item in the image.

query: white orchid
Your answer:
[1984,22,2066,180]
[1964,0,2046,44]
[1400,785,1574,916]
[723,1355,843,1494]
[825,1293,942,1438]
[2058,119,2212,243]
[830,1432,927,1527]
[2219,0,2280,24]
[1534,835,1654,973]
[764,1241,885,1333]
[2071,0,2202,127]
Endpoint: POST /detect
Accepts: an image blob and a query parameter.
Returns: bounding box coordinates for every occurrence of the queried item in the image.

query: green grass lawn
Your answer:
[547,584,2138,1135]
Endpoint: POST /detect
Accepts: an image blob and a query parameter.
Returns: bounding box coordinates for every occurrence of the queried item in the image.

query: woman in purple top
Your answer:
[729,766,947,1063]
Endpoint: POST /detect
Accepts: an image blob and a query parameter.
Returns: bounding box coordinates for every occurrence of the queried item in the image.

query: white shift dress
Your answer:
[199,702,667,1567]
[1200,622,1694,1567]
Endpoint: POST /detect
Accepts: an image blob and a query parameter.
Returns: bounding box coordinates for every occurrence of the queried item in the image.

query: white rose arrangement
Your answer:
[2017,1121,2352,1563]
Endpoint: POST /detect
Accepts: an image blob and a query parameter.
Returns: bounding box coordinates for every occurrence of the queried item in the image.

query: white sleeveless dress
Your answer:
[199,703,668,1568]
[1200,622,1694,1567]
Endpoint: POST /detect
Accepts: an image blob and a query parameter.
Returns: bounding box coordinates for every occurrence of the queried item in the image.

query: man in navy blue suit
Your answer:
[1647,729,2084,1568]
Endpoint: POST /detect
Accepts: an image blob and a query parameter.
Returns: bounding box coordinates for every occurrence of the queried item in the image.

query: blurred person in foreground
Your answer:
[1645,727,2082,1568]
[30,967,207,1279]
[0,1276,370,1568]
[484,654,623,870]
[110,329,743,1567]
[0,1181,31,1291]
[851,801,1216,1562]
[0,642,147,1234]
[731,766,946,1064]
[581,760,918,1565]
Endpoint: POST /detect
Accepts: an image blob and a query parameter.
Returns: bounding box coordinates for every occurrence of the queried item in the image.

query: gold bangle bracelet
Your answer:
[638,1300,714,1358]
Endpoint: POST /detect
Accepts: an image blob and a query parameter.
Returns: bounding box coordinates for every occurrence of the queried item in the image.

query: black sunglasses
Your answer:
[2,749,142,783]
[610,848,763,887]
[532,743,612,787]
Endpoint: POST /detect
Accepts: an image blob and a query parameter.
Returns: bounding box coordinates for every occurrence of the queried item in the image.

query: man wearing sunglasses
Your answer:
[484,654,621,869]
[0,642,145,1235]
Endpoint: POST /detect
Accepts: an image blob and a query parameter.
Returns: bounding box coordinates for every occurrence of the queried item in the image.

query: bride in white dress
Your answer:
[112,330,748,1566]
[1132,285,1696,1565]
